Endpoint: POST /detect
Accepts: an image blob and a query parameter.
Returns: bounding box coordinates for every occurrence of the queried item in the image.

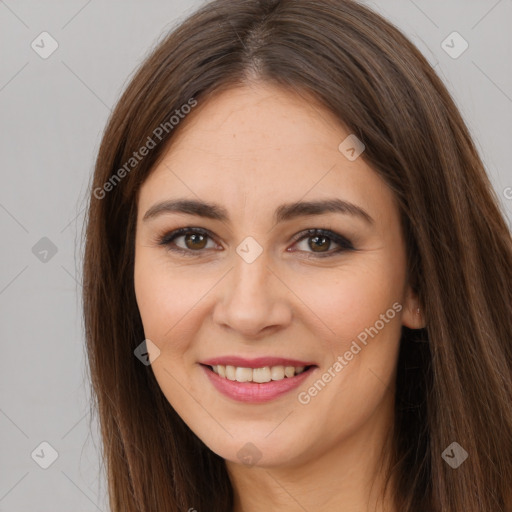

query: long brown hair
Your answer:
[82,0,512,510]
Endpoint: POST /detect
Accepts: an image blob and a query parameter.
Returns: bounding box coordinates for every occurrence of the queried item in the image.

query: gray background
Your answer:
[1,1,511,510]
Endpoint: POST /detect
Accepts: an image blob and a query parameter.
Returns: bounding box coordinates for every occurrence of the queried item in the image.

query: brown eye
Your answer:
[308,235,331,252]
[184,232,208,250]
[291,229,354,258]
[159,227,218,255]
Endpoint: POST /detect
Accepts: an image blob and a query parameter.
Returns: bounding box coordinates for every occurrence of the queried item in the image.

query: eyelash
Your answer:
[157,227,355,258]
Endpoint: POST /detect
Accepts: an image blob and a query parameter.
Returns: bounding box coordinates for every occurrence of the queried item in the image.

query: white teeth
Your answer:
[210,364,308,382]
[270,365,285,380]
[235,367,252,382]
[253,367,271,383]
[225,365,236,381]
[284,366,295,378]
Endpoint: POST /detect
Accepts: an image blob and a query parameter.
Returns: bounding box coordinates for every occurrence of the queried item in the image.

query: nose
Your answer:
[212,248,293,339]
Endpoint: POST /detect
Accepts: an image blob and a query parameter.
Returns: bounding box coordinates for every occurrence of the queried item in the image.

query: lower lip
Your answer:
[201,364,316,403]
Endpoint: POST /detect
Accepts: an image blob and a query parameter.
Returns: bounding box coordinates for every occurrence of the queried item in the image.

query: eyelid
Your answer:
[157,227,221,253]
[157,226,354,257]
[290,228,355,256]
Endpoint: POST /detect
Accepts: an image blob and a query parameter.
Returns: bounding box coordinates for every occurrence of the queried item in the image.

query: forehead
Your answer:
[138,83,396,223]
[167,83,347,164]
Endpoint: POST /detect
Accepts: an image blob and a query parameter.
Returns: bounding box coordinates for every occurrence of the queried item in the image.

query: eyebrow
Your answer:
[142,198,374,225]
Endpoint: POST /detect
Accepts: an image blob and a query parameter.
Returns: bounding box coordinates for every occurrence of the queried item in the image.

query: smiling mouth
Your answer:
[203,364,316,383]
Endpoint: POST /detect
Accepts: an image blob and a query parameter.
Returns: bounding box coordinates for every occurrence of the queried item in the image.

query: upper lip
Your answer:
[201,356,316,368]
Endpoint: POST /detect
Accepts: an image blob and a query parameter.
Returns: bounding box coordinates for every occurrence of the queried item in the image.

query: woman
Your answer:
[82,0,512,510]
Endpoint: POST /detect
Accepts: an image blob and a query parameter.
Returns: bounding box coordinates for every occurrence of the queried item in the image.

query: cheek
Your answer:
[297,257,405,349]
[292,263,404,438]
[134,250,191,350]
[133,251,204,405]
[295,254,405,414]
[134,249,223,364]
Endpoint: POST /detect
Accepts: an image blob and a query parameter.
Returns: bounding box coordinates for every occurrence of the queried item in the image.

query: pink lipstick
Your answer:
[200,356,317,403]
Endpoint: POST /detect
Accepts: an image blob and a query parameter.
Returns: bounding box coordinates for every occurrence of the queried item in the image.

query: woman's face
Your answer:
[134,82,422,469]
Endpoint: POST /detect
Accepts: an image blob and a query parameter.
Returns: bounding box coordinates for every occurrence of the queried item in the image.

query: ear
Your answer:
[401,285,426,329]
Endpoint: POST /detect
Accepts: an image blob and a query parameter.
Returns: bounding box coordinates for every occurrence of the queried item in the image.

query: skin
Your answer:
[134,81,425,512]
